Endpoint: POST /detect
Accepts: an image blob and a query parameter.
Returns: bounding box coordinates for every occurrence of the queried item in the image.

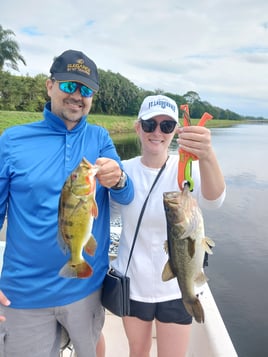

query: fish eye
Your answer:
[71,173,78,180]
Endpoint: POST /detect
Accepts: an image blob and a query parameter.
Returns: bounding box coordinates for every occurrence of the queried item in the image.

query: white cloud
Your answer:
[1,0,268,117]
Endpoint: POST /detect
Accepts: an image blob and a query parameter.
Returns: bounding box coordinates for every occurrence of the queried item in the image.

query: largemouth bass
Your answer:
[58,157,99,278]
[162,187,215,323]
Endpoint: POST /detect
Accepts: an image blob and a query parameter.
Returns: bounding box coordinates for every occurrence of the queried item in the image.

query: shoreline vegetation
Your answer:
[0,110,254,135]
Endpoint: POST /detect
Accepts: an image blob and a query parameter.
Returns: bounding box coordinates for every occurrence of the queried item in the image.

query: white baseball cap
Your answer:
[138,95,179,122]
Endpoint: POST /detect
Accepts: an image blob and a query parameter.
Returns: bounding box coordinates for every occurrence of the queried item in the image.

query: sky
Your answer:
[1,0,268,118]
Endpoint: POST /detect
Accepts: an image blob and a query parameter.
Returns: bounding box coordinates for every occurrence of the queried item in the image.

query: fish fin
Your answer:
[180,227,193,239]
[84,235,97,256]
[57,230,70,255]
[59,261,93,279]
[162,260,176,281]
[183,297,205,323]
[195,271,208,287]
[187,238,196,258]
[180,212,200,239]
[163,240,169,254]
[92,199,98,218]
[179,222,193,239]
[206,237,215,247]
[91,164,100,176]
[202,237,215,254]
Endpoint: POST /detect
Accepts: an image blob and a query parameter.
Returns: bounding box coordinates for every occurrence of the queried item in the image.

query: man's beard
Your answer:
[62,98,84,123]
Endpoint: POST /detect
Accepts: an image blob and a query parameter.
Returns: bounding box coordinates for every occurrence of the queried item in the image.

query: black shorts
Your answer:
[129,298,192,325]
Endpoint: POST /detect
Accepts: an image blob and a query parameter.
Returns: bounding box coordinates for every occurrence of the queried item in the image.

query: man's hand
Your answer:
[95,158,122,188]
[0,290,10,322]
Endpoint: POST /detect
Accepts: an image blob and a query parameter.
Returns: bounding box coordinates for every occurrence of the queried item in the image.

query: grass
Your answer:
[0,110,247,134]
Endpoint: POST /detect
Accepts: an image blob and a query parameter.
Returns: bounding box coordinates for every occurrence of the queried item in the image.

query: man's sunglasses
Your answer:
[140,119,177,134]
[58,81,94,97]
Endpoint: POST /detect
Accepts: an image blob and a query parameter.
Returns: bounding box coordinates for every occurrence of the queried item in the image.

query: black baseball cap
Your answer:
[50,49,99,91]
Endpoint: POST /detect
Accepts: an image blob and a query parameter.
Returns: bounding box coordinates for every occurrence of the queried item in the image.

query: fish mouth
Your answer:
[163,191,180,199]
[163,191,181,205]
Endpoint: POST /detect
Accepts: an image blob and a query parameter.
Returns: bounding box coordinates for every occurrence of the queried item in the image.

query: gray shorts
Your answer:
[0,290,104,357]
[129,298,192,325]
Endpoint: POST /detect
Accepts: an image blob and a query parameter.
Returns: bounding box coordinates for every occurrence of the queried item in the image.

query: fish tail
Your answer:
[59,261,93,279]
[183,297,205,323]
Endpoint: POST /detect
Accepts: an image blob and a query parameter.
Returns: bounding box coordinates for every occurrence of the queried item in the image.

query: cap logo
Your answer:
[67,59,91,75]
[148,99,176,113]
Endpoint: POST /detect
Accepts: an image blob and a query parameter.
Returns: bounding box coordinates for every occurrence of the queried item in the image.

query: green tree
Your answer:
[93,69,142,115]
[0,25,26,71]
[0,71,48,111]
[183,91,200,104]
[0,66,250,119]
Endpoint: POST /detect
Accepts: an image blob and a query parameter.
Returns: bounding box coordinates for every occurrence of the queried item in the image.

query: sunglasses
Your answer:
[58,81,94,97]
[140,119,177,134]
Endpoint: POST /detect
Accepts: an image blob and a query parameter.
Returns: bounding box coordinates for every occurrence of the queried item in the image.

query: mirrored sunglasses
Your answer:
[141,119,177,134]
[58,81,94,97]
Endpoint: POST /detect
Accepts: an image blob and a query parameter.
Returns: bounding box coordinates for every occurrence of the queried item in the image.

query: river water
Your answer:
[112,122,268,357]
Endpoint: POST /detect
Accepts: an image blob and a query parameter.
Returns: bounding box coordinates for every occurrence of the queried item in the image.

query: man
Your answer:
[0,49,134,356]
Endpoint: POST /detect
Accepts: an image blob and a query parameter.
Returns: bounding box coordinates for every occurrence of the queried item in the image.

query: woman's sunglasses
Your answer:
[58,81,94,97]
[140,119,177,134]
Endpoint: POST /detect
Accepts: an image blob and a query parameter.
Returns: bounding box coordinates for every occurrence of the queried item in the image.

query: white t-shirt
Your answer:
[111,155,225,303]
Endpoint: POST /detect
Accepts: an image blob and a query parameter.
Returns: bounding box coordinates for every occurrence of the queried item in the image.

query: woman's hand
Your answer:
[178,125,225,200]
[177,126,213,161]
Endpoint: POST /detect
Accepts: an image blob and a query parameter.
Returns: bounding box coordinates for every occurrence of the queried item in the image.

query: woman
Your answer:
[111,94,226,357]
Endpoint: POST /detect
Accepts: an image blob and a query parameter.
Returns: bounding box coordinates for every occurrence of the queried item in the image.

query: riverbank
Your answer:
[0,110,250,134]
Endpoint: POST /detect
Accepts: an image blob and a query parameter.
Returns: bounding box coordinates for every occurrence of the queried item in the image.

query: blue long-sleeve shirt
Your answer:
[0,102,134,308]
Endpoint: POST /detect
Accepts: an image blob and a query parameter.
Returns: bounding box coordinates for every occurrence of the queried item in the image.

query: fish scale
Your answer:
[58,157,99,278]
[162,186,215,323]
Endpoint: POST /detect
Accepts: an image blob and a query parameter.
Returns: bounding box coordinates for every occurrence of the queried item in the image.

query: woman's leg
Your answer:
[123,316,153,357]
[155,320,191,357]
[96,332,105,357]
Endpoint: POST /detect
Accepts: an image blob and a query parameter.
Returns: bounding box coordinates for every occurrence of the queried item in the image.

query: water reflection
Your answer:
[210,125,268,182]
[111,132,140,159]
